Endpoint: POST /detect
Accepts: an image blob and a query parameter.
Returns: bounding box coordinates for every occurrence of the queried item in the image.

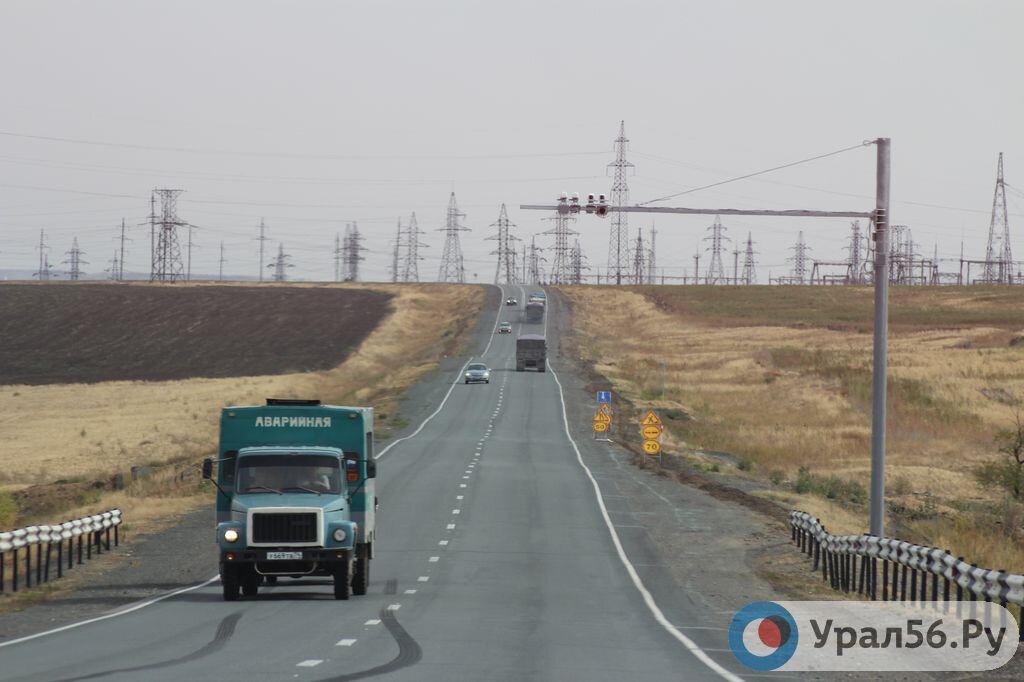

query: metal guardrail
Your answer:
[790,510,1024,641]
[0,509,122,593]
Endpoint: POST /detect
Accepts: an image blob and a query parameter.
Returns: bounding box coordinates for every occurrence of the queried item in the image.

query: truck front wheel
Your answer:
[351,544,370,595]
[333,561,352,600]
[241,568,259,597]
[221,566,240,602]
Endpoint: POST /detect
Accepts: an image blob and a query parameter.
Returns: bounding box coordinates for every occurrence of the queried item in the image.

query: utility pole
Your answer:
[528,236,545,285]
[390,218,402,283]
[334,232,343,282]
[607,121,634,285]
[35,229,50,281]
[186,223,197,281]
[118,218,128,281]
[438,192,470,283]
[647,224,657,285]
[732,247,740,285]
[219,241,226,281]
[256,218,269,283]
[869,137,891,537]
[693,251,700,284]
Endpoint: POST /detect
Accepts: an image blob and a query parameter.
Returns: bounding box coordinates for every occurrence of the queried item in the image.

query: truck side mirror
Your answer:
[202,458,213,480]
[366,460,377,479]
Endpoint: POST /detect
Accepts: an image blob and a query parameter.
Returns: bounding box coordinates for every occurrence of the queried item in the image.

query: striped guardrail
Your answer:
[790,510,1024,641]
[0,509,122,593]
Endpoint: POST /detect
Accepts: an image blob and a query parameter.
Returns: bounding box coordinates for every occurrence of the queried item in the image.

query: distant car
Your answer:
[464,363,491,384]
[505,297,518,306]
[497,322,512,334]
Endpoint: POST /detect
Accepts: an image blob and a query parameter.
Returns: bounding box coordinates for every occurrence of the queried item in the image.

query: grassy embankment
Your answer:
[562,285,1024,573]
[0,283,485,533]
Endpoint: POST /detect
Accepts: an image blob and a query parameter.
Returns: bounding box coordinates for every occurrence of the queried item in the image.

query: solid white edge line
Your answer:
[0,575,221,649]
[543,288,743,682]
[375,283,505,462]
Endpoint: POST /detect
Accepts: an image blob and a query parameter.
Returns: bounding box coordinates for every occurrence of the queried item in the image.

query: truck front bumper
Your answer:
[221,548,353,576]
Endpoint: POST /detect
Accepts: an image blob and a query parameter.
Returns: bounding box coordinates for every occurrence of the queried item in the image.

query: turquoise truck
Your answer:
[202,399,376,601]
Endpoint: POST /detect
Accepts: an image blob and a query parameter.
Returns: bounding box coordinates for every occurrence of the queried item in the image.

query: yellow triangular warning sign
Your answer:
[641,410,662,426]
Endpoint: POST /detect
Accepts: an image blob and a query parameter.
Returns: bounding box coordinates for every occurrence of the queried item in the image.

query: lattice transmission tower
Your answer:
[268,243,293,282]
[703,216,730,285]
[570,240,589,285]
[486,204,520,284]
[390,218,402,283]
[647,225,657,285]
[788,231,811,284]
[527,236,545,285]
[34,229,53,281]
[401,212,428,282]
[63,238,87,280]
[438,192,470,282]
[983,152,1013,283]
[607,120,634,285]
[846,220,865,284]
[339,222,366,282]
[150,189,187,282]
[544,210,577,285]
[631,229,646,284]
[741,233,758,285]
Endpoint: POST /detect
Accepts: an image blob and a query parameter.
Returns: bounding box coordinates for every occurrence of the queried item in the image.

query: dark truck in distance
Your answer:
[525,301,545,323]
[516,335,546,372]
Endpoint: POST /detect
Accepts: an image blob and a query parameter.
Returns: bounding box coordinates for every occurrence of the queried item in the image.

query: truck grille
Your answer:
[252,512,317,544]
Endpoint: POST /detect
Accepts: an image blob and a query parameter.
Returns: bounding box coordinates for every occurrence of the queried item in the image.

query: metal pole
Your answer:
[869,138,891,538]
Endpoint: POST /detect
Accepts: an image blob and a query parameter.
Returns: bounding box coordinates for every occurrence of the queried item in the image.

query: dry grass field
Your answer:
[0,282,484,529]
[561,285,1024,573]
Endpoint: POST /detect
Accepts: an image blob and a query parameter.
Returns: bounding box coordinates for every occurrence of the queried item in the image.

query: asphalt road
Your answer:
[0,284,754,682]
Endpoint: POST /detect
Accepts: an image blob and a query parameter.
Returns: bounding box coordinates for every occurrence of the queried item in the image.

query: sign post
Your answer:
[593,391,613,440]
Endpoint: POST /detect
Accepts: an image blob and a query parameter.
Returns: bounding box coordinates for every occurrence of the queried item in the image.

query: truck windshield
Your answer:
[236,454,342,494]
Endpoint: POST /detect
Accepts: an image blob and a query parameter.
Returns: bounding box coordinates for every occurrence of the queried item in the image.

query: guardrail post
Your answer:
[882,560,889,600]
[871,558,878,600]
[43,542,51,583]
[114,524,119,547]
[35,544,42,585]
[56,541,63,579]
[105,527,111,551]
[12,549,17,592]
[910,566,917,603]
[86,532,92,560]
[77,535,83,565]
[0,551,5,592]
[813,537,820,571]
[25,545,31,588]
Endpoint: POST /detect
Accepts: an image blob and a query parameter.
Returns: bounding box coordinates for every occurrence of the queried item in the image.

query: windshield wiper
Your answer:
[242,485,282,495]
[282,486,322,496]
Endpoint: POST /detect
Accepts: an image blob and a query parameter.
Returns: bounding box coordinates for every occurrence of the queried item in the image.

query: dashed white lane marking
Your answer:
[429,556,440,562]
[404,589,417,595]
[460,483,468,488]
[447,523,456,529]
[387,604,401,611]
[456,495,464,500]
[418,576,430,582]
[365,619,381,625]
[439,539,449,546]
[297,660,323,667]
[337,638,358,647]
[452,509,461,514]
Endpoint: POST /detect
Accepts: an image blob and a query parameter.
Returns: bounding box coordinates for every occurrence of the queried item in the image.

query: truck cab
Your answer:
[204,399,376,601]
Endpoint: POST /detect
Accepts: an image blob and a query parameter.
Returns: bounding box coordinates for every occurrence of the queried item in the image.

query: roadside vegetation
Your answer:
[561,285,1024,574]
[0,283,485,531]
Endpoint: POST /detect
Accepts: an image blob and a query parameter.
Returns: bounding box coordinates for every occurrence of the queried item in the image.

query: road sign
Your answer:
[593,412,611,424]
[597,403,612,417]
[642,439,661,455]
[641,410,662,426]
[641,425,663,440]
[597,390,611,404]
[593,421,608,433]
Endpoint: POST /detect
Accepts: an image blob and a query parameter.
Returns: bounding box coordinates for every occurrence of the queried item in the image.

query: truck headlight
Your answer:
[332,528,347,542]
[223,529,239,543]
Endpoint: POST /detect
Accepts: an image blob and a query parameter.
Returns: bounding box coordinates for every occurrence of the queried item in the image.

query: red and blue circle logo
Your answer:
[729,601,799,670]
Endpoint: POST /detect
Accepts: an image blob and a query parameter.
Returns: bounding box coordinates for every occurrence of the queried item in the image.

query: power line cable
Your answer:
[638,141,874,205]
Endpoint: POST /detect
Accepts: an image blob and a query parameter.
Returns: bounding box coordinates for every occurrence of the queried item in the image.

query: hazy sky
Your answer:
[1,1,1022,282]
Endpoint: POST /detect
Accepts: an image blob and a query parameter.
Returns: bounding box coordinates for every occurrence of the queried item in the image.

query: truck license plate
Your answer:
[265,551,303,560]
